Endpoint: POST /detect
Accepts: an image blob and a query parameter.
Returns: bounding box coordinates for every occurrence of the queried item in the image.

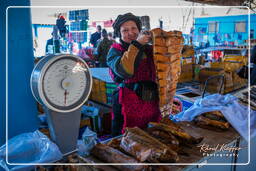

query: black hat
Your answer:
[112,13,142,38]
[102,29,108,38]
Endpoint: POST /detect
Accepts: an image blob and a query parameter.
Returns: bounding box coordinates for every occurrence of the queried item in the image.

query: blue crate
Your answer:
[181,99,193,111]
[174,96,193,112]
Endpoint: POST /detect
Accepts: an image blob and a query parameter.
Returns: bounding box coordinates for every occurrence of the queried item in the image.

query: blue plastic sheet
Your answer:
[0,130,63,171]
[171,94,256,142]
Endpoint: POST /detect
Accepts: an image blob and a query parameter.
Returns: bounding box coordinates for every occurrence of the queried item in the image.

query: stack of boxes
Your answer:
[223,61,247,93]
[90,79,117,105]
[178,45,195,83]
[69,9,89,43]
[89,68,118,105]
[199,60,247,94]
[90,78,107,104]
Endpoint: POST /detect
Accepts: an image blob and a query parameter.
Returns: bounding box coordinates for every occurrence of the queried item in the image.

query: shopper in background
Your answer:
[45,32,54,54]
[108,32,116,43]
[107,13,161,136]
[56,15,67,38]
[95,29,115,67]
[89,25,102,48]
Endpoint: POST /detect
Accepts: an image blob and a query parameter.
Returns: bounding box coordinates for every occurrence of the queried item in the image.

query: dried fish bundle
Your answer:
[202,111,226,122]
[194,115,230,130]
[151,28,184,117]
[106,138,123,152]
[91,143,147,171]
[148,121,203,144]
[146,127,179,151]
[238,86,256,110]
[120,127,179,163]
[194,111,230,131]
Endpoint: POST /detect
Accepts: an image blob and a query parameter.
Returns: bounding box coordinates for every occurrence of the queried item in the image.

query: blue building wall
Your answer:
[1,0,39,147]
[193,14,256,47]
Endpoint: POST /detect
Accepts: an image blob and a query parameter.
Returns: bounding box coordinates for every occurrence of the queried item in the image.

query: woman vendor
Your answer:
[107,13,161,136]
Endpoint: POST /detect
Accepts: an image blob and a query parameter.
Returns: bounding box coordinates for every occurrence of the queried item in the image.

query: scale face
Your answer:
[31,54,92,113]
[30,54,92,155]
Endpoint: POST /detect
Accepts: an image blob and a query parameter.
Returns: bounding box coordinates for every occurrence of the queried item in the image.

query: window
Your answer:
[198,27,206,34]
[208,22,219,33]
[235,21,246,33]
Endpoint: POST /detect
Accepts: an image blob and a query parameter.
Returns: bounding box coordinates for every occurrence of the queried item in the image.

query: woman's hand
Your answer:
[136,30,152,45]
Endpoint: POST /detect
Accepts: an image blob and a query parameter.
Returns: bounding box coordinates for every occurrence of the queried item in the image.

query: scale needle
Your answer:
[64,90,68,105]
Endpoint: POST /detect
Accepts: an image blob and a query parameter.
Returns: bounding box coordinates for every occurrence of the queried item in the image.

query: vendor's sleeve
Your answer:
[107,43,143,79]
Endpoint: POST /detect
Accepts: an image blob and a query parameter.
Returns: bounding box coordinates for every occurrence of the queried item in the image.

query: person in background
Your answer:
[45,32,54,54]
[95,29,115,67]
[90,25,102,48]
[108,32,116,43]
[107,13,161,136]
[56,15,67,38]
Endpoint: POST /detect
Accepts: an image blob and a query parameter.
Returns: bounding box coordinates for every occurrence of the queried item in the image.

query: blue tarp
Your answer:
[171,94,256,142]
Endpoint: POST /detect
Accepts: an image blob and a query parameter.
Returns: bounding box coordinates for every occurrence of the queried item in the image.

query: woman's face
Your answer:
[120,20,139,43]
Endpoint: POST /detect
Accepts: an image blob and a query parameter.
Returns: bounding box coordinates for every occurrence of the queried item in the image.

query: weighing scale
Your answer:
[30,54,92,155]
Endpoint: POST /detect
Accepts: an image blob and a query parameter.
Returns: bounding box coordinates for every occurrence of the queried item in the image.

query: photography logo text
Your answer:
[197,143,243,157]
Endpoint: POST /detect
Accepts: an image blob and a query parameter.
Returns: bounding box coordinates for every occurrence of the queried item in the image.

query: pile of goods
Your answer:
[90,77,117,105]
[151,28,184,117]
[179,45,195,83]
[90,119,203,170]
[193,111,230,131]
[201,58,247,94]
[238,86,256,110]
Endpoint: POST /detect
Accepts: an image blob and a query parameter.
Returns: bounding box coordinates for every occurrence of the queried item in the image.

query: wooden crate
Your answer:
[179,64,193,83]
[90,78,117,104]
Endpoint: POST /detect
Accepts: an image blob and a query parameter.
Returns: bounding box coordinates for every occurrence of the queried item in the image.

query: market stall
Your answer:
[2,1,256,171]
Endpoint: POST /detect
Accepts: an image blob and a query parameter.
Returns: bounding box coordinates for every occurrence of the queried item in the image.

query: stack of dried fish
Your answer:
[120,127,179,163]
[91,127,179,166]
[193,111,230,131]
[89,119,206,167]
[238,86,256,110]
[151,28,184,117]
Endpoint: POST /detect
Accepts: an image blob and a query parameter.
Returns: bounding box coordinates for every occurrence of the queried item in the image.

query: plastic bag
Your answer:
[0,130,63,171]
[81,127,98,157]
[77,140,88,157]
[171,94,256,142]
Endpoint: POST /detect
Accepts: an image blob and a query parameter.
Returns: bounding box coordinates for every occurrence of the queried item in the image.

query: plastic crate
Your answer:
[91,78,117,104]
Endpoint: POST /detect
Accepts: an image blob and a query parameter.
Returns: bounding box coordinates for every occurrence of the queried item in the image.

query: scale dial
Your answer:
[31,55,92,113]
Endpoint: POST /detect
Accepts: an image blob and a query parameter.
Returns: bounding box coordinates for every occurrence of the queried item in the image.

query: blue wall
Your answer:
[194,14,256,47]
[0,1,7,147]
[1,0,39,147]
